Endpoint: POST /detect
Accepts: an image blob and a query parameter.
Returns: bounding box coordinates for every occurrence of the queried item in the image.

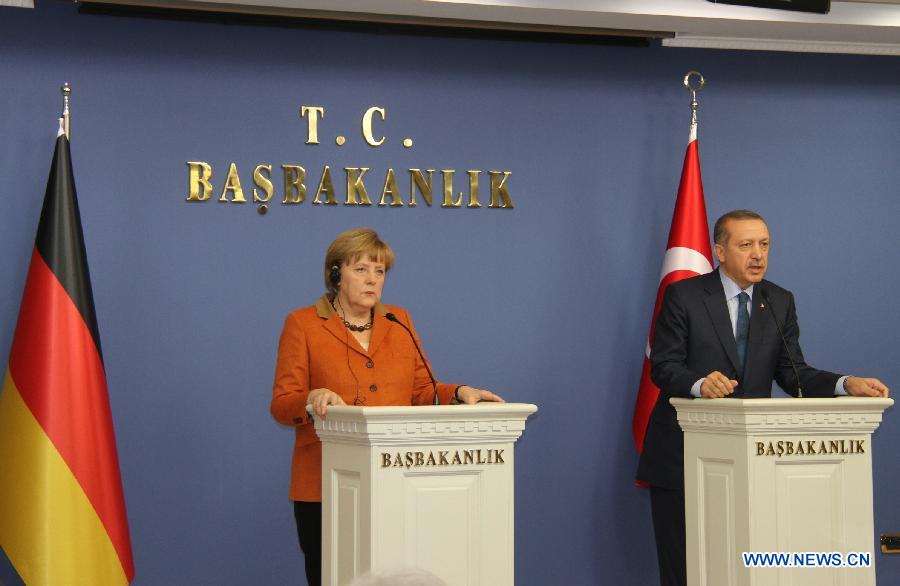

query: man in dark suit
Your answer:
[636,209,889,586]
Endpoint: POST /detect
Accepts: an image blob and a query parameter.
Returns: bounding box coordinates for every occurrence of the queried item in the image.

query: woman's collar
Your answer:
[314,294,387,319]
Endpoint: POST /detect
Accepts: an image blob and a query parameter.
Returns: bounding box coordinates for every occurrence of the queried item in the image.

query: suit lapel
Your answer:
[367,306,392,356]
[322,313,368,355]
[702,271,741,376]
[315,295,369,356]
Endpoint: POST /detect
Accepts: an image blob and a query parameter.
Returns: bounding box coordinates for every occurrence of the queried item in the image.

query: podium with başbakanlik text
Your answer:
[313,403,538,586]
[672,396,893,586]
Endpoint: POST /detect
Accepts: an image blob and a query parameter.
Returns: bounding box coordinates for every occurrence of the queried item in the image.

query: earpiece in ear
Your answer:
[329,264,341,289]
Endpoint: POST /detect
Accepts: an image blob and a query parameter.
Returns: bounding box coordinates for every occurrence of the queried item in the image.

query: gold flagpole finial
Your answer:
[683,71,704,127]
[61,82,71,139]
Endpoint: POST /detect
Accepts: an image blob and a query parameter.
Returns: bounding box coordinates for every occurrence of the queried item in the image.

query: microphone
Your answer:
[759,287,803,398]
[385,312,439,405]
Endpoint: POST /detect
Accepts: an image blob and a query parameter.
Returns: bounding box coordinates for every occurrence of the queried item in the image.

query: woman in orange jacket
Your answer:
[270,227,503,586]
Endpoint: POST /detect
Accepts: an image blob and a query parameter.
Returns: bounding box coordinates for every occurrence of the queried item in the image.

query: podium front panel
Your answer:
[317,403,537,586]
[675,397,891,586]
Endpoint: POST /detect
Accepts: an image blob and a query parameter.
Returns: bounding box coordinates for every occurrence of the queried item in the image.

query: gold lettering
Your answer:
[252,164,274,203]
[380,447,508,468]
[807,441,816,454]
[300,106,325,145]
[829,440,840,454]
[379,169,403,207]
[219,162,246,203]
[756,442,765,456]
[186,162,213,201]
[467,170,482,208]
[281,165,306,204]
[361,106,386,147]
[442,170,461,207]
[785,441,795,456]
[488,171,514,208]
[856,440,865,453]
[313,166,337,205]
[409,169,435,207]
[796,441,806,455]
[765,442,775,456]
[839,440,848,454]
[776,441,785,457]
[819,441,828,454]
[345,168,372,205]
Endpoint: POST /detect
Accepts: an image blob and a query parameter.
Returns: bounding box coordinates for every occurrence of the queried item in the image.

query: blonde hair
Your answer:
[324,228,395,294]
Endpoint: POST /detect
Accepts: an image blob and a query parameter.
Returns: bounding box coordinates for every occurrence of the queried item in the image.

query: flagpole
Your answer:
[683,71,704,131]
[631,71,713,458]
[61,82,71,139]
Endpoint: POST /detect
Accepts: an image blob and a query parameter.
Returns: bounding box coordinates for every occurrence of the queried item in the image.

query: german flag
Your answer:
[0,127,135,584]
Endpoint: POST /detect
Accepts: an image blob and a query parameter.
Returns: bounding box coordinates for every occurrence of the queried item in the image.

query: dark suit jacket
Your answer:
[636,269,841,489]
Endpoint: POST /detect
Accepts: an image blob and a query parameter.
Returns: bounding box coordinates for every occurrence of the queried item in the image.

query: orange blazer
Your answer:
[270,295,457,502]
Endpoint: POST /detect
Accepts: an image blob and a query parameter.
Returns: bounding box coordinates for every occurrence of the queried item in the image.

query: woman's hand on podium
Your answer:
[308,388,346,418]
[455,386,505,404]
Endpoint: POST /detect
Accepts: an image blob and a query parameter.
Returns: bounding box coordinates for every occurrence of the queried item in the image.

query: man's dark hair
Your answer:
[713,210,766,245]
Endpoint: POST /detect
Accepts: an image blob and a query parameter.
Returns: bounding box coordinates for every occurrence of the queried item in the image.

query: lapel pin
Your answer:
[760,303,765,309]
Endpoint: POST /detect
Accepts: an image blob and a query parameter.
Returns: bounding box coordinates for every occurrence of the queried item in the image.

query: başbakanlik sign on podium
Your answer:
[313,402,538,586]
[672,396,893,586]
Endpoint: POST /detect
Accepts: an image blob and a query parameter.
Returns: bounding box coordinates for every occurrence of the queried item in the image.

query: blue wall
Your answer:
[1,3,898,584]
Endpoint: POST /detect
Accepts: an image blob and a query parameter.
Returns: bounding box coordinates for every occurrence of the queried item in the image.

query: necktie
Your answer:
[735,291,750,374]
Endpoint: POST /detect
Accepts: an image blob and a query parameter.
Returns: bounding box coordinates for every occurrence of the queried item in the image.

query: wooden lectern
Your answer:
[672,397,893,586]
[313,403,538,586]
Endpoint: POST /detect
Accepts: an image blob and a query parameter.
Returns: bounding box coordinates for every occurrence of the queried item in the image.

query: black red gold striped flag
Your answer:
[0,126,135,584]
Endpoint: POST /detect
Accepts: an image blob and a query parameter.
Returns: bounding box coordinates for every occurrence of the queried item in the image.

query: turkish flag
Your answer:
[632,125,713,457]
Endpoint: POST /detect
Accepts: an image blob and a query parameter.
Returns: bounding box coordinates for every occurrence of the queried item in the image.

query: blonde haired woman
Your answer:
[271,228,502,585]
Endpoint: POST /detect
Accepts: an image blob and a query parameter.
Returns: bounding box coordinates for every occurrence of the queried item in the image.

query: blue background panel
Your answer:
[1,3,898,584]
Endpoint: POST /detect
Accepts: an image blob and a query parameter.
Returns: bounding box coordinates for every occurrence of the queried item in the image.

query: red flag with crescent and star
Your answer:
[632,122,713,461]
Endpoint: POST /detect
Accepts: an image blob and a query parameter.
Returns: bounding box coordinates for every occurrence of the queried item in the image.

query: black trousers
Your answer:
[649,486,687,586]
[293,501,322,586]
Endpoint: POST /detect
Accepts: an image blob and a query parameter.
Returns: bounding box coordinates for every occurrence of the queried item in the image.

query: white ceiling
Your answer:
[84,0,900,54]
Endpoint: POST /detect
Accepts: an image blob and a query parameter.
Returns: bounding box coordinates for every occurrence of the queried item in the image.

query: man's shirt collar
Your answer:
[719,269,754,300]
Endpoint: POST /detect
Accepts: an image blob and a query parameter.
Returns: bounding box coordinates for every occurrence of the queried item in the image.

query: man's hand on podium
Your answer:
[455,386,505,404]
[308,388,346,418]
[844,377,890,398]
[700,371,738,398]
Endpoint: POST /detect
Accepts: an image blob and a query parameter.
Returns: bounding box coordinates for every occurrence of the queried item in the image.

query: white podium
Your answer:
[314,403,538,586]
[672,397,893,586]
